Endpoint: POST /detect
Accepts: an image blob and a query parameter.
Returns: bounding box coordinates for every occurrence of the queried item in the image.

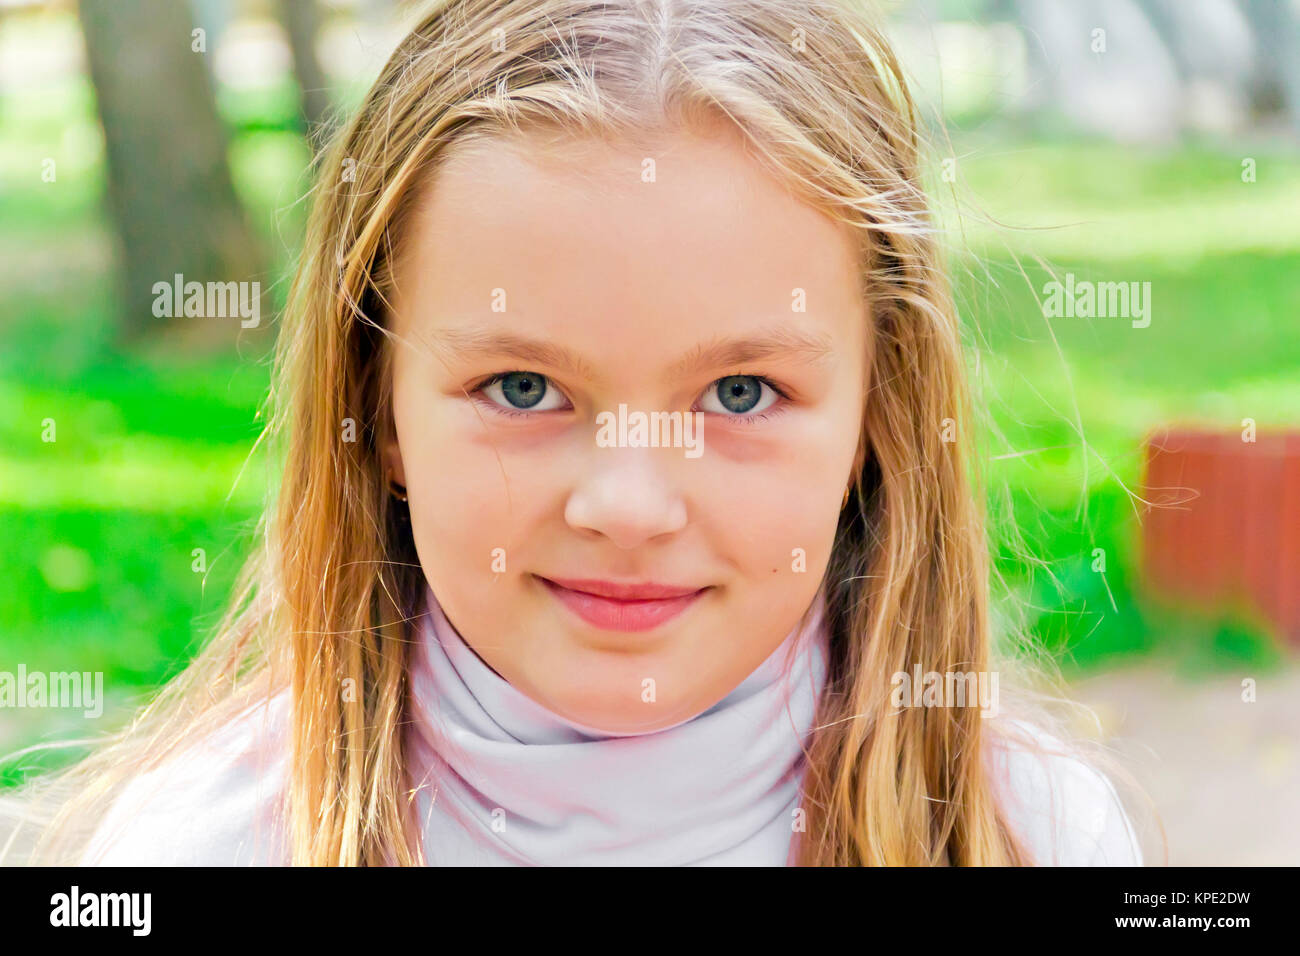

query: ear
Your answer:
[380,409,406,487]
[384,437,406,487]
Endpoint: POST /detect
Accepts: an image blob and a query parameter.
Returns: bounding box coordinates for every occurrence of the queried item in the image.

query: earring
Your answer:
[842,486,851,508]
[387,469,408,503]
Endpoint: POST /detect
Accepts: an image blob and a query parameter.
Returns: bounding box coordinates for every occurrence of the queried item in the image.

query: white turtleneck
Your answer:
[81,586,1142,866]
[403,584,829,865]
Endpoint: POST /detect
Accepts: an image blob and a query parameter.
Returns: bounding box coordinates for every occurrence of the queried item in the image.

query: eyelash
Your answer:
[468,372,792,425]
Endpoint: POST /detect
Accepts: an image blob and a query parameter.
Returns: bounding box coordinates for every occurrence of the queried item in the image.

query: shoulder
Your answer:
[986,718,1143,866]
[81,692,292,866]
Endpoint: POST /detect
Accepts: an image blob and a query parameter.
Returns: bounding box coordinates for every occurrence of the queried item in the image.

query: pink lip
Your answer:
[537,576,710,632]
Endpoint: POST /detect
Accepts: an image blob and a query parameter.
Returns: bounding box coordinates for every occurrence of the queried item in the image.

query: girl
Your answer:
[7,0,1145,866]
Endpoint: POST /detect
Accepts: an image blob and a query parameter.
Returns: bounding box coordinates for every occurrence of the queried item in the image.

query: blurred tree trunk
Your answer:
[276,0,333,152]
[1241,0,1300,132]
[1012,0,1181,143]
[77,0,264,344]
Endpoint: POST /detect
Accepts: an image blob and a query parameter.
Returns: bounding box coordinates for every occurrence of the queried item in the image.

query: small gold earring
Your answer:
[842,486,851,508]
[387,469,408,503]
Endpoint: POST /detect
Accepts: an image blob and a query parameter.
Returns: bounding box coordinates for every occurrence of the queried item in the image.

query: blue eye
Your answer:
[700,375,779,415]
[480,372,568,412]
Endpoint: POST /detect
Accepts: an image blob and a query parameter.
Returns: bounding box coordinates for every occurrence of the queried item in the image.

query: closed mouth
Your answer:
[535,575,711,632]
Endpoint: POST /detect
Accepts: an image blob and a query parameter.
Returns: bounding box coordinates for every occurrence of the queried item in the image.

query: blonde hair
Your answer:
[5,0,1146,865]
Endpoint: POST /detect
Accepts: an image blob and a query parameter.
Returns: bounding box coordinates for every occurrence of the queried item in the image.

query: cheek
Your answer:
[400,435,512,574]
[703,417,857,578]
[393,393,569,590]
[716,469,832,583]
[391,381,497,580]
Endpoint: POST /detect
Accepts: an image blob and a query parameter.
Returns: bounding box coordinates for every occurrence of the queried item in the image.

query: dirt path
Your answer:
[1069,662,1300,865]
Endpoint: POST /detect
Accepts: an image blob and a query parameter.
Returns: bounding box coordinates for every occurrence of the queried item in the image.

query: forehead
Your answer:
[391,122,865,369]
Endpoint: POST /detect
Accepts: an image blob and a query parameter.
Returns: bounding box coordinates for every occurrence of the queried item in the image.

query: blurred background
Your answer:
[0,0,1296,864]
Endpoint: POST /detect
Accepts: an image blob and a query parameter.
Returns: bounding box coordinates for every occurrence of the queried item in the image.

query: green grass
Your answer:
[0,45,292,781]
[1,35,1297,783]
[945,135,1300,676]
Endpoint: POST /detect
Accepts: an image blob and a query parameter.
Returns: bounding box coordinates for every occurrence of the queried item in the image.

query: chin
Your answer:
[541,677,704,736]
[562,702,695,736]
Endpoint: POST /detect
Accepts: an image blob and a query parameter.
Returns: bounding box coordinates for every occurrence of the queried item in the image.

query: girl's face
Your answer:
[386,120,867,734]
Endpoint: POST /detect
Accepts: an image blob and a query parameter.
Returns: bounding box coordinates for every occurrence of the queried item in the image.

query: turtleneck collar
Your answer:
[405,582,831,865]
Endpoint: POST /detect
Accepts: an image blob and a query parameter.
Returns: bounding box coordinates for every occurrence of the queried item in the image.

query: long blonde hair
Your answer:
[7,0,1132,865]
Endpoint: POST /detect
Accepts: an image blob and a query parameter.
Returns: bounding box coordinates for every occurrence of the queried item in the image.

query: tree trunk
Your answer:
[277,0,333,153]
[1241,0,1300,132]
[77,0,265,343]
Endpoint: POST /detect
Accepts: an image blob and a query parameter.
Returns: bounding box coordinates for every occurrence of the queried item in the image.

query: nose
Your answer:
[564,448,689,549]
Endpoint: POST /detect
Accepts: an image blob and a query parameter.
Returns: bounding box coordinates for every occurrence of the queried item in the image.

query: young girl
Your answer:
[8,0,1144,866]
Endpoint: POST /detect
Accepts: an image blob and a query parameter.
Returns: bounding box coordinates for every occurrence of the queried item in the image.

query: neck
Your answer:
[404,583,831,865]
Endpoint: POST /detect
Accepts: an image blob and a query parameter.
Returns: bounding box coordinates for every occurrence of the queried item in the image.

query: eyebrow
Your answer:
[427,324,836,381]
